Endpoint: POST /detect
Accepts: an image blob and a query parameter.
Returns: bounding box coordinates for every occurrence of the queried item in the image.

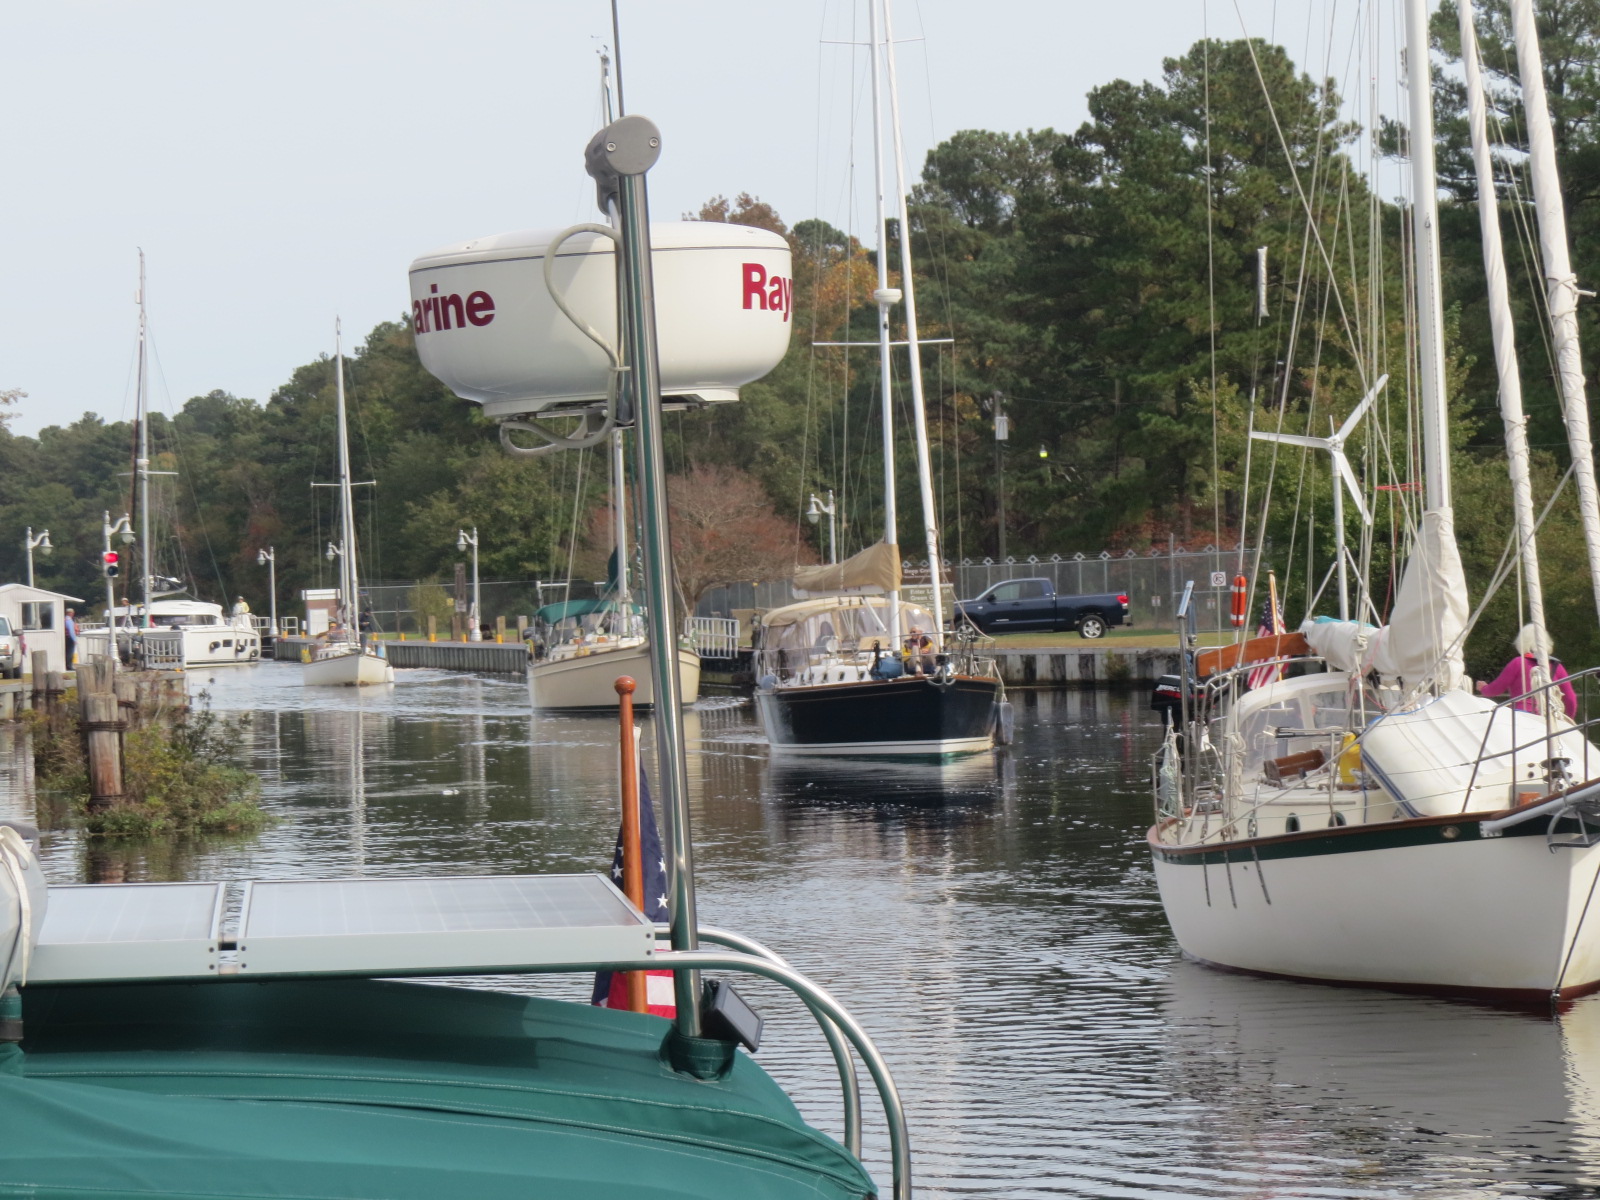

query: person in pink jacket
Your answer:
[1476,623,1578,719]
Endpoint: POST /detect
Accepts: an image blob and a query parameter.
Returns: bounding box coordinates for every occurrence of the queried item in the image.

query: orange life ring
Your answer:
[1229,575,1248,628]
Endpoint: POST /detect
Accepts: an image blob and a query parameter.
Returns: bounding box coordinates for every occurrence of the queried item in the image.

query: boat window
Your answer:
[19,602,53,631]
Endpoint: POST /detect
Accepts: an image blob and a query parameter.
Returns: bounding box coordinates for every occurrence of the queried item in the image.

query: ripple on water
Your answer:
[5,664,1600,1197]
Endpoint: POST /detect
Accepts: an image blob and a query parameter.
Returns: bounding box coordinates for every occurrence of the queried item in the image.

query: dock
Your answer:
[273,637,526,676]
[989,646,1180,687]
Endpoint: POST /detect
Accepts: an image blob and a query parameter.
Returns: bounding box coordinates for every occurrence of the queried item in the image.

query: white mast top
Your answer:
[867,0,902,652]
[137,250,152,627]
[1405,0,1453,513]
[334,319,361,629]
[880,0,945,643]
[1510,0,1600,619]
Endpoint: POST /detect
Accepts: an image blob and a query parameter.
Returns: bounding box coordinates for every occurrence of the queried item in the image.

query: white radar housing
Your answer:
[408,222,794,418]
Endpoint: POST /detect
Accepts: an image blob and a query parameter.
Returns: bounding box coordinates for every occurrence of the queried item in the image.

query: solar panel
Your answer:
[237,874,655,977]
[30,883,223,982]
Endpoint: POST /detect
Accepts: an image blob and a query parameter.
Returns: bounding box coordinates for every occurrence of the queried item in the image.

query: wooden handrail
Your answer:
[1195,631,1311,678]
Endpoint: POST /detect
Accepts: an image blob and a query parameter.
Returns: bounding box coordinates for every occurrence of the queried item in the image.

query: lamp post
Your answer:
[102,512,134,670]
[805,491,837,565]
[457,527,481,641]
[256,546,279,638]
[24,528,52,588]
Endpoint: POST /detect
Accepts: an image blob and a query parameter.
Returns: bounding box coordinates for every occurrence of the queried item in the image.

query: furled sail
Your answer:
[1301,507,1468,691]
[792,541,902,598]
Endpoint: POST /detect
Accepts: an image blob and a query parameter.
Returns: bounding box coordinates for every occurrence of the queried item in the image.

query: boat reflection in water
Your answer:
[1160,960,1600,1192]
[763,745,1015,810]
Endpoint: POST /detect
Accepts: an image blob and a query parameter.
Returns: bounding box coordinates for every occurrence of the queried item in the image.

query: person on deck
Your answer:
[63,608,76,667]
[1477,623,1578,719]
[231,595,251,619]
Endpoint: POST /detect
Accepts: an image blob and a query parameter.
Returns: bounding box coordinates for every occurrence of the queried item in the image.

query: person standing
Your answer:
[63,608,76,668]
[1477,623,1578,719]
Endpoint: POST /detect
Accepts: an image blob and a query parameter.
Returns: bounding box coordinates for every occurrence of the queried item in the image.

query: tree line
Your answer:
[4,5,1599,671]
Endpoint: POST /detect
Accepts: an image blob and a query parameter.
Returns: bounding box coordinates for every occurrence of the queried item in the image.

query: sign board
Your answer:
[454,563,468,614]
[1209,571,1227,588]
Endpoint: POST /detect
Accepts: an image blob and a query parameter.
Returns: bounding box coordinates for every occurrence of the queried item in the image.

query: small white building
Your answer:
[0,584,85,675]
[301,589,339,637]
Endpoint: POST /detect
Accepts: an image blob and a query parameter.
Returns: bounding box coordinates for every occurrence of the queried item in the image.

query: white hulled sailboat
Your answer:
[302,321,393,687]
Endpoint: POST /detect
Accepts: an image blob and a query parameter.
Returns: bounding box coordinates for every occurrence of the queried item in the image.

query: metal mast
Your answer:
[1509,0,1600,617]
[867,0,902,652]
[334,320,360,628]
[137,251,152,627]
[1405,0,1453,513]
[1461,1,1551,682]
[586,113,702,1037]
[880,0,946,640]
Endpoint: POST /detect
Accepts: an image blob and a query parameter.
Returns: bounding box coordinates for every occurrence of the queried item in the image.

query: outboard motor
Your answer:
[1150,674,1189,720]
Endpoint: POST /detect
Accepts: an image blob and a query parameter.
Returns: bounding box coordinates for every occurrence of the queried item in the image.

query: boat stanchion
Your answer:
[615,676,649,1015]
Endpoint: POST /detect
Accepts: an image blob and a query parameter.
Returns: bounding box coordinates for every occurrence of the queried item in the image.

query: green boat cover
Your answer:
[536,598,641,626]
[1,978,875,1200]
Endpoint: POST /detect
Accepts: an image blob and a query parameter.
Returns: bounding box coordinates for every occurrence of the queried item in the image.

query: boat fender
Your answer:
[997,701,1015,745]
[756,673,778,691]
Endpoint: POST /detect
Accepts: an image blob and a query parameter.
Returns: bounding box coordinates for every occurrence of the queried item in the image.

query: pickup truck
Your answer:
[952,578,1129,639]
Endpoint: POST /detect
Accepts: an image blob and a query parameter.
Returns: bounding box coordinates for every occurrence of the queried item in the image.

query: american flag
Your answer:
[592,769,676,1017]
[1247,595,1287,690]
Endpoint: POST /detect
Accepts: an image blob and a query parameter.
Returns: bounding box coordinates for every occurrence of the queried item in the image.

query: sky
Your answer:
[3,0,1385,438]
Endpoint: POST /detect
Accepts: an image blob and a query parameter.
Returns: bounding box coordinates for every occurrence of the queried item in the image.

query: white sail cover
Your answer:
[792,541,902,598]
[1301,507,1468,691]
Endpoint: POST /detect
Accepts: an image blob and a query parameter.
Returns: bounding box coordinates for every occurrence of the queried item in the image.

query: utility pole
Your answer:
[992,391,1008,561]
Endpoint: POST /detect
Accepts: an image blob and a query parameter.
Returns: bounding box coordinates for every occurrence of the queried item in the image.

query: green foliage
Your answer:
[28,690,272,838]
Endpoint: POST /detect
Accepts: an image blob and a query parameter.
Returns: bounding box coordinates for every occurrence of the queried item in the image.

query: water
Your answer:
[5,663,1599,1198]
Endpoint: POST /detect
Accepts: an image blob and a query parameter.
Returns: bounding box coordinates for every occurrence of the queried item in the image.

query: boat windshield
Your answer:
[763,602,935,656]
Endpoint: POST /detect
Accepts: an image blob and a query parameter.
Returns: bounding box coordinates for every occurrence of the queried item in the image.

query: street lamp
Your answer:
[256,546,279,638]
[25,528,52,588]
[102,511,135,668]
[805,491,837,565]
[457,527,481,641]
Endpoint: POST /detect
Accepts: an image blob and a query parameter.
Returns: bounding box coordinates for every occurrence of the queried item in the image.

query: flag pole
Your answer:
[616,676,648,1015]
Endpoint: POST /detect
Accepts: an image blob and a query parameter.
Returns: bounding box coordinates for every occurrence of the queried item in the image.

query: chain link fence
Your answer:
[325,548,1251,640]
[695,546,1254,639]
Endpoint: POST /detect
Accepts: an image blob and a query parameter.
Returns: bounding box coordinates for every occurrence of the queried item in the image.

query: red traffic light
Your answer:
[102,551,119,566]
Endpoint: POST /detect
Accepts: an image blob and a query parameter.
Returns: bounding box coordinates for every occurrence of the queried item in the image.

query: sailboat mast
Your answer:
[880,0,945,641]
[867,0,902,651]
[1509,0,1600,618]
[334,319,359,627]
[137,251,152,628]
[1461,1,1550,665]
[1404,0,1452,513]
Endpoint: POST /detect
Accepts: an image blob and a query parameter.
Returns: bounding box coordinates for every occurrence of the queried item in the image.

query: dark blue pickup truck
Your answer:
[952,578,1130,639]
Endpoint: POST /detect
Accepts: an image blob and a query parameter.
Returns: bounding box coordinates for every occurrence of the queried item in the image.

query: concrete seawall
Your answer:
[272,637,1176,688]
[989,646,1180,687]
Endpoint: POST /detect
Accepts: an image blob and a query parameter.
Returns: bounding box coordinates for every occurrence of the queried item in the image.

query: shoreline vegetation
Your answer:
[25,686,273,838]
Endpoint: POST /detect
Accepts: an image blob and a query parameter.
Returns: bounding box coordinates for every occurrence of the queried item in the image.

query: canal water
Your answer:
[4,662,1599,1198]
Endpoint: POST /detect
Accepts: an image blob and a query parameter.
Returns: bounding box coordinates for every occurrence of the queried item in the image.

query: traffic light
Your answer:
[102,550,120,577]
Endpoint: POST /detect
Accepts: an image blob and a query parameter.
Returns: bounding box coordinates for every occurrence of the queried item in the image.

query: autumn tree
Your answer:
[666,463,814,609]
